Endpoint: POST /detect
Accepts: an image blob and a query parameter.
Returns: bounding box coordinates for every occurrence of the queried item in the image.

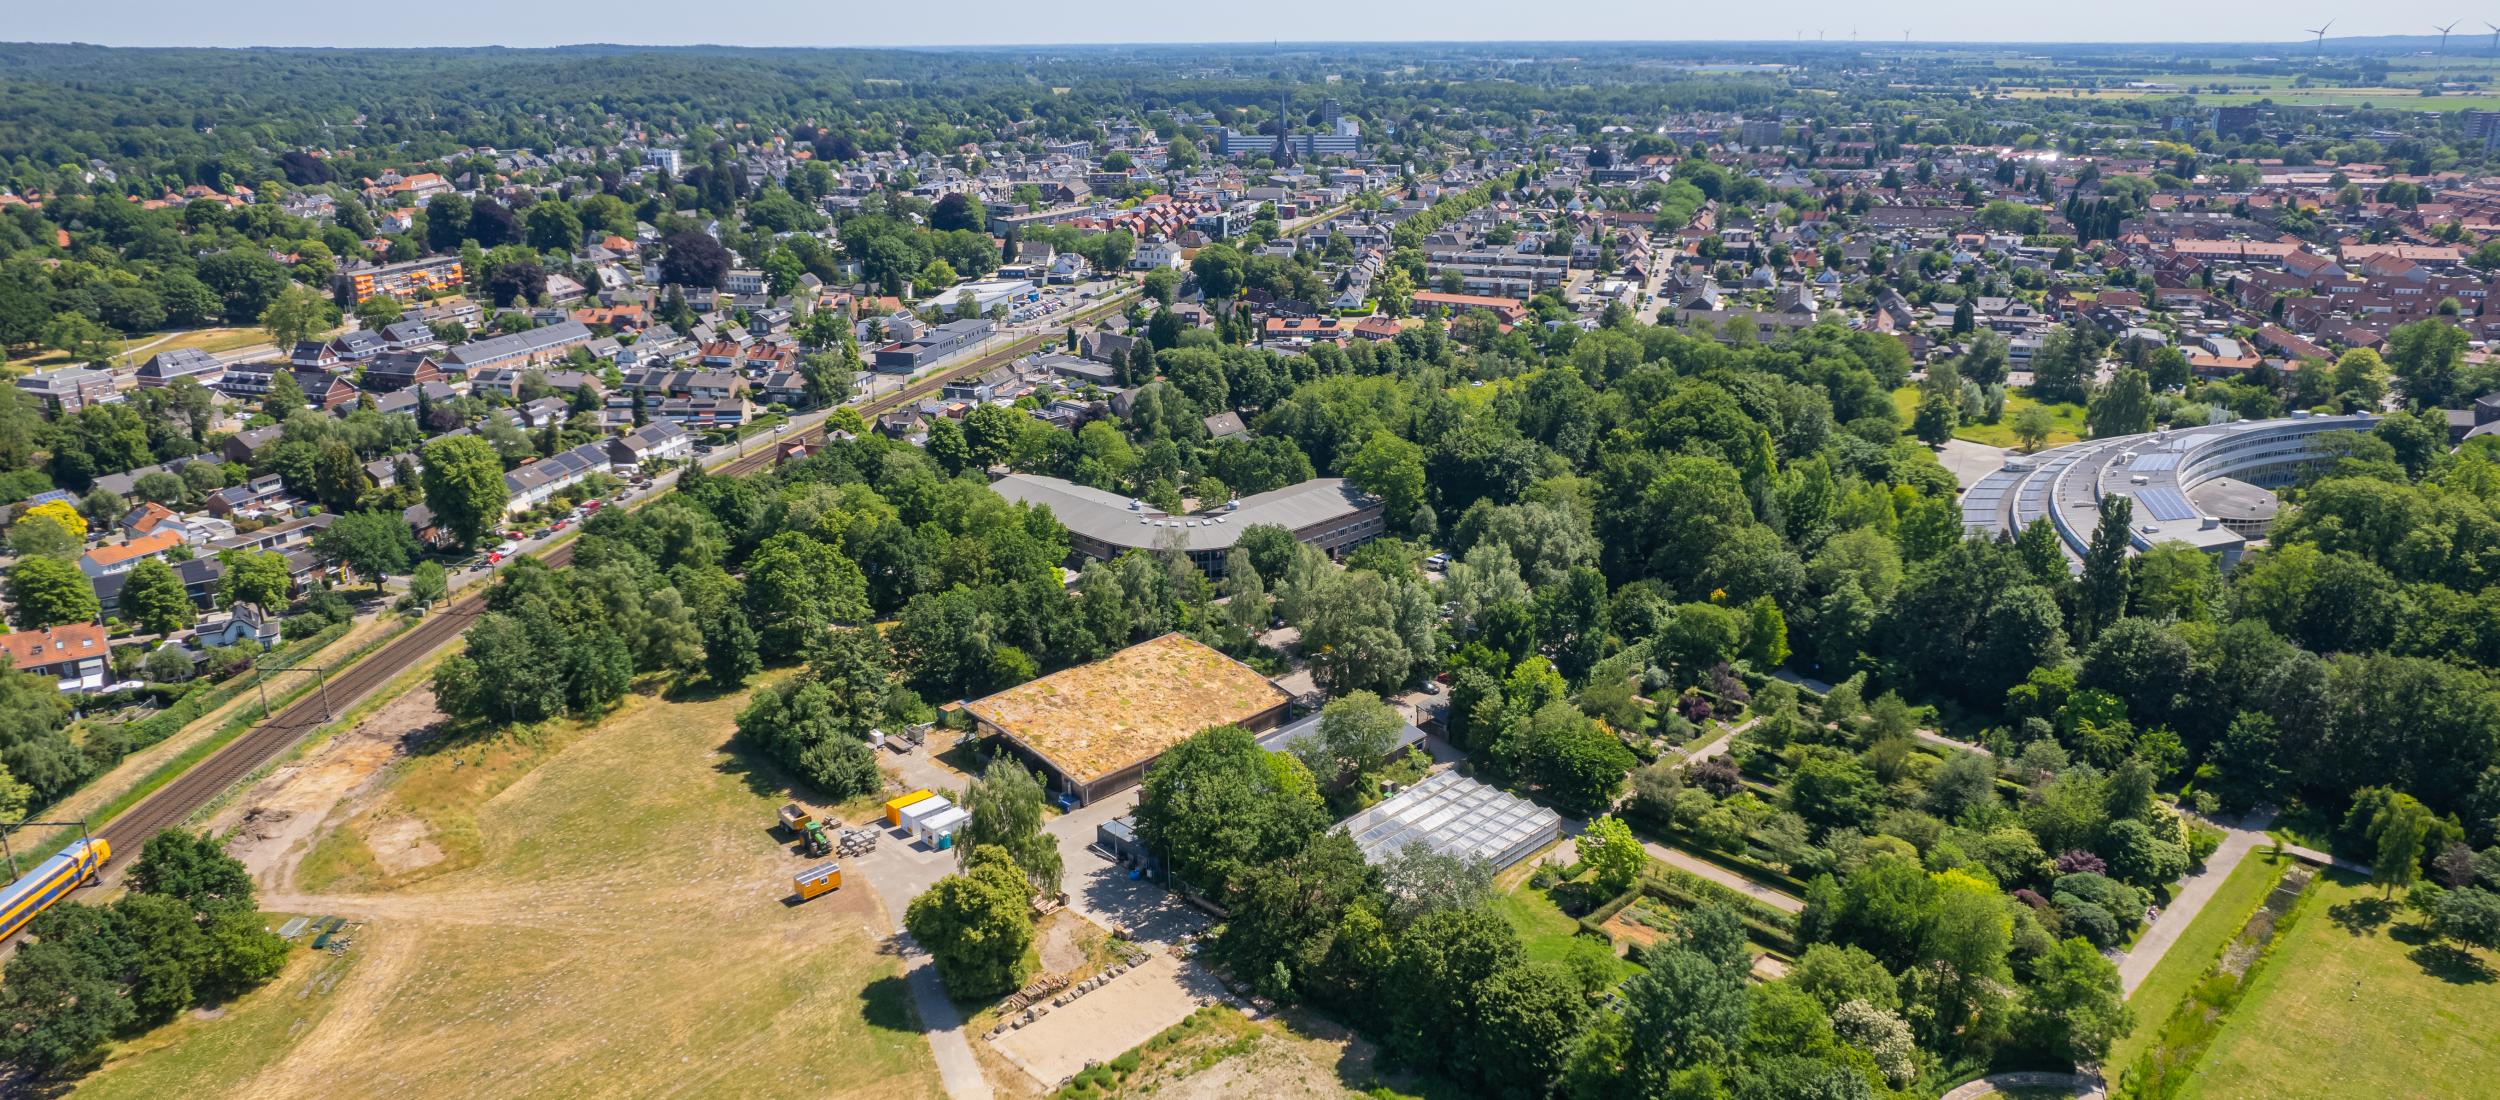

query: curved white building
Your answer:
[1959,412,2379,567]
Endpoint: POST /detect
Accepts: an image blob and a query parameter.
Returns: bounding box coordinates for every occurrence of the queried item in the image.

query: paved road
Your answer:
[873,880,993,1099]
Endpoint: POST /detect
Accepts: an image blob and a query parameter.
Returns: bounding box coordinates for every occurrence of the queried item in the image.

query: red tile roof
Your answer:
[83,529,182,569]
[0,623,106,671]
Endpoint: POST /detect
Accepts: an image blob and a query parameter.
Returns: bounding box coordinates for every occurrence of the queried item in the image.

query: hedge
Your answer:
[1576,870,1803,956]
[2112,867,2321,1100]
[1640,823,1812,894]
[1576,884,1646,938]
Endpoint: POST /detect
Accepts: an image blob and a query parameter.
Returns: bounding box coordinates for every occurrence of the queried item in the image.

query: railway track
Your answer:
[89,294,1135,859]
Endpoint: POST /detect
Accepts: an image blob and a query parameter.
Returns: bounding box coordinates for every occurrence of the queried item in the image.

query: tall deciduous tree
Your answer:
[904,844,1036,998]
[2075,494,2133,645]
[957,759,1061,893]
[122,558,195,636]
[1134,725,1327,897]
[9,557,99,628]
[420,435,510,551]
[314,510,417,589]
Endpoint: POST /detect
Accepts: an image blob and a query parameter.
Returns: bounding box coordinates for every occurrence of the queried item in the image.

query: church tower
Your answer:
[1272,92,1295,167]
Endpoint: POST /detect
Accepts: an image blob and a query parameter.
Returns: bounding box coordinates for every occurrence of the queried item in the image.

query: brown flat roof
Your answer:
[964,633,1290,786]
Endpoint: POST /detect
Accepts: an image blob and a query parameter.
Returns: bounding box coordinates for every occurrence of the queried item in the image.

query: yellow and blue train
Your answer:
[0,838,111,942]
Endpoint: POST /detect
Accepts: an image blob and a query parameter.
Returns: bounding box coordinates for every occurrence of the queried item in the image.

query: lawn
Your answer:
[2181,869,2500,1099]
[2104,851,2294,1073]
[83,682,943,1100]
[1488,870,1642,983]
[3,326,278,377]
[1890,386,2084,451]
[1488,878,1600,968]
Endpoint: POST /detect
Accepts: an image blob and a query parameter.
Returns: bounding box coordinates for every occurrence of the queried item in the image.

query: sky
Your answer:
[3,2,2486,50]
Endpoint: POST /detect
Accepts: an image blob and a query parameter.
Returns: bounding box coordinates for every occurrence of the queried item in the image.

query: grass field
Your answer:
[4,326,278,377]
[76,683,943,1100]
[1488,879,1603,968]
[1892,386,2085,450]
[2104,851,2295,1073]
[2181,869,2500,1099]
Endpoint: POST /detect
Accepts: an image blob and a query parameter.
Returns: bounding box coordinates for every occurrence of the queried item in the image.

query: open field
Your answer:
[2104,851,2294,1074]
[73,681,944,1100]
[4,326,289,376]
[1893,386,2085,451]
[2181,869,2500,1099]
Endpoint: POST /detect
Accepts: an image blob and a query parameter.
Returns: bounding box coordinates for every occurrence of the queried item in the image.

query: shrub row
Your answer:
[2111,866,2319,1100]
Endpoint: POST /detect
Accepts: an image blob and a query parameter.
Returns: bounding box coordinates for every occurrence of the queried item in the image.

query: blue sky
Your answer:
[4,2,2484,49]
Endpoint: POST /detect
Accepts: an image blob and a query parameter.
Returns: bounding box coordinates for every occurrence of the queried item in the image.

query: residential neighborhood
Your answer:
[6,30,2500,1100]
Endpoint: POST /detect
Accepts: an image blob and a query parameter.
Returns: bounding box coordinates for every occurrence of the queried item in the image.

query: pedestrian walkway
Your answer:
[2115,810,2272,994]
[1638,838,1806,914]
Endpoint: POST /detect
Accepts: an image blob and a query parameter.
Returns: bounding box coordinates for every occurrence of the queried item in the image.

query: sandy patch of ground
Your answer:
[1089,1009,1415,1100]
[1141,1032,1368,1100]
[212,685,445,893]
[1603,912,1667,952]
[360,815,445,877]
[1039,913,1089,974]
[989,953,1231,1087]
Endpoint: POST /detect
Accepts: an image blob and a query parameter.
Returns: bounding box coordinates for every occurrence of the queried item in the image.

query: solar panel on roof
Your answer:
[2135,486,2199,522]
[2130,452,2181,472]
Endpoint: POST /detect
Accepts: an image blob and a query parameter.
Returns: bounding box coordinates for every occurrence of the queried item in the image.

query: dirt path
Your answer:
[228,924,425,1100]
[1673,715,1760,765]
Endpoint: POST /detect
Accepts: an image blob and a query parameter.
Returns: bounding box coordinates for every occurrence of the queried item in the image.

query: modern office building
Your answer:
[1959,412,2379,568]
[988,474,1383,576]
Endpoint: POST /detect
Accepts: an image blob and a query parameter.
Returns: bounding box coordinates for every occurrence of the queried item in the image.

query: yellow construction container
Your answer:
[793,863,842,901]
[883,789,935,826]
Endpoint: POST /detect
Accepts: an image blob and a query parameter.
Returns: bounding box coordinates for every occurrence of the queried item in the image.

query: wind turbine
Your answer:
[2436,19,2462,53]
[2487,22,2500,52]
[2306,19,2334,58]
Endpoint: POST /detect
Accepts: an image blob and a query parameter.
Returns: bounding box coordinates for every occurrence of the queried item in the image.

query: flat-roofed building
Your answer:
[963,632,1292,806]
[337,257,465,303]
[988,474,1381,576]
[1336,770,1562,873]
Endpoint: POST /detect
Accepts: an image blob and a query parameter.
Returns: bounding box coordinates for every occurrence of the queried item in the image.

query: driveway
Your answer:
[844,810,993,1100]
[1044,786,1214,946]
